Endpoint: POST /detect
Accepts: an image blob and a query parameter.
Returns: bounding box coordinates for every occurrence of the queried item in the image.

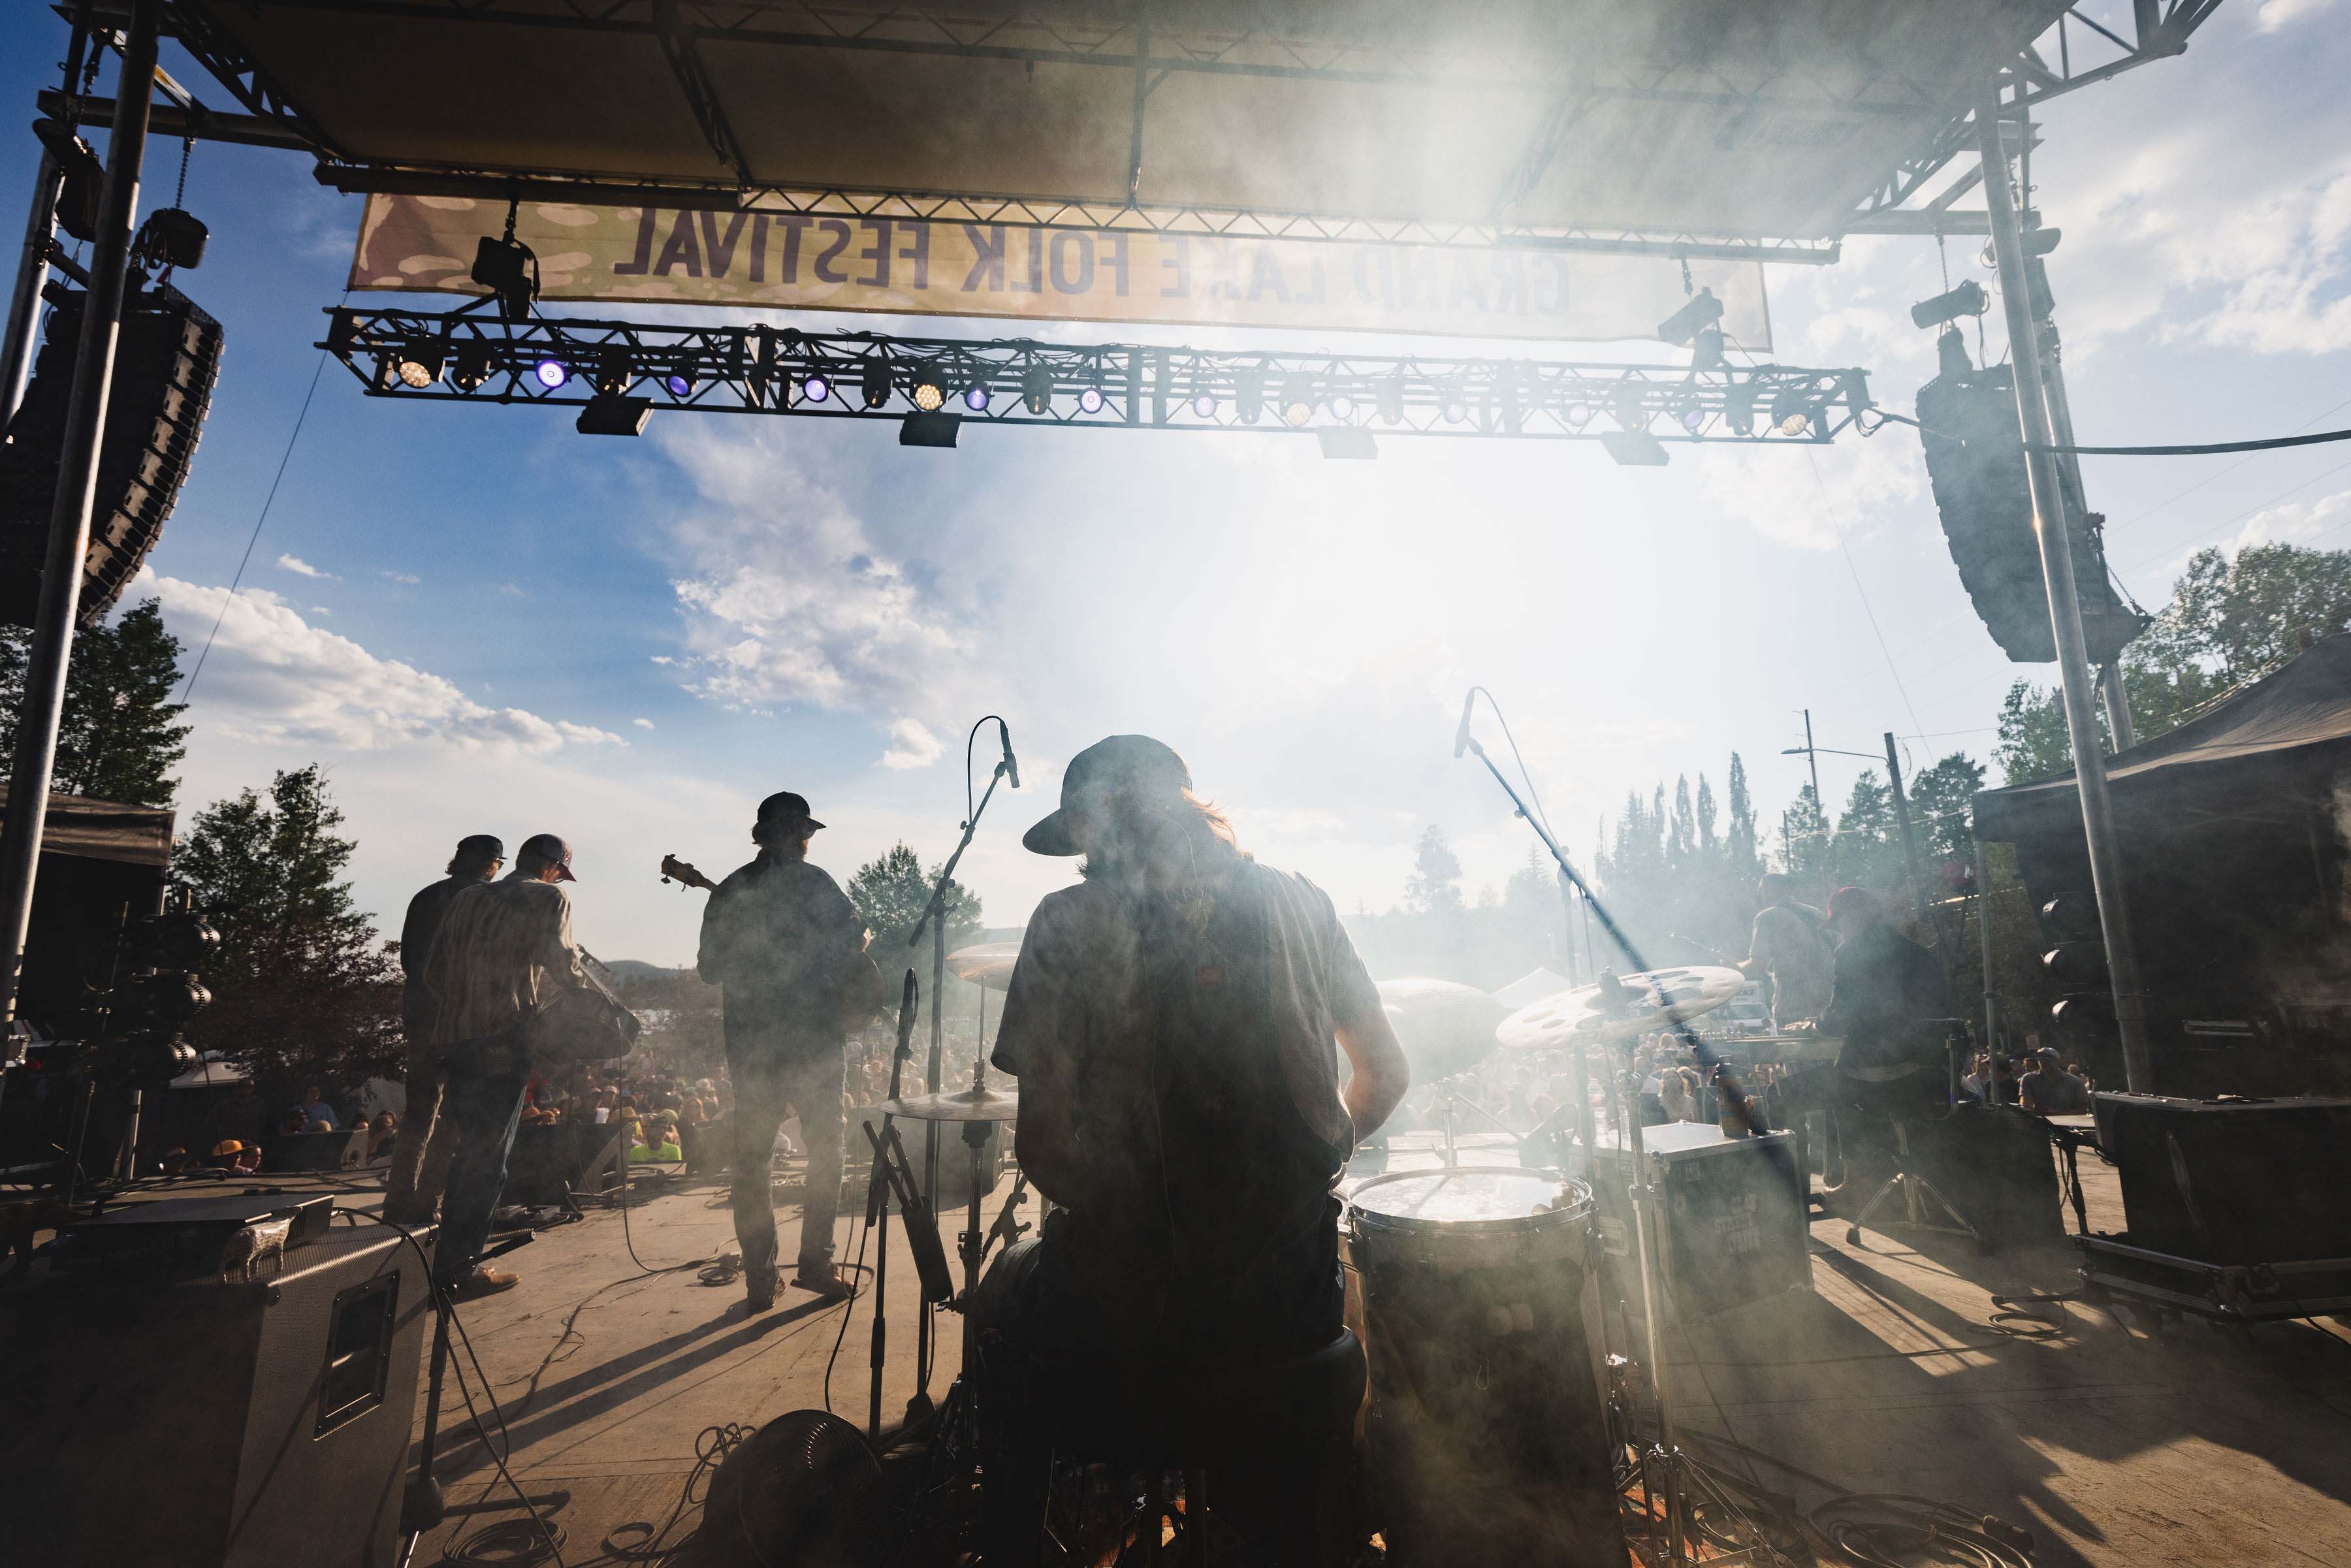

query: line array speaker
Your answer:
[1916,362,2145,666]
[0,283,223,628]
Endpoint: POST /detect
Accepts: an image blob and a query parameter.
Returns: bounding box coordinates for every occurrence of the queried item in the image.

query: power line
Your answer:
[1808,449,1928,745]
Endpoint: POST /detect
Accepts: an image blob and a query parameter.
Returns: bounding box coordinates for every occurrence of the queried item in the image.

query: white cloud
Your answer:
[879,716,943,769]
[381,569,421,585]
[277,553,335,580]
[141,571,624,754]
[652,421,965,716]
[1699,434,1923,551]
[2258,0,2339,31]
[2230,488,2351,552]
[633,717,656,730]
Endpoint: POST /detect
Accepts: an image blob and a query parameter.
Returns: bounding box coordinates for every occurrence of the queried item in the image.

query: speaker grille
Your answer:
[1917,364,2145,665]
[0,283,222,628]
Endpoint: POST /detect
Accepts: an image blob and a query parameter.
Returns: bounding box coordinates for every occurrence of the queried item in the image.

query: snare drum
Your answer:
[1346,1167,1623,1568]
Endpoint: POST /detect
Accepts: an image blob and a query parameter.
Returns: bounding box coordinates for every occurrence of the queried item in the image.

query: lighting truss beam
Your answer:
[317,307,1872,446]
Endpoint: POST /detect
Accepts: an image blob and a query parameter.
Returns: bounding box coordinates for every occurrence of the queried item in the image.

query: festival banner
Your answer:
[350,195,1771,349]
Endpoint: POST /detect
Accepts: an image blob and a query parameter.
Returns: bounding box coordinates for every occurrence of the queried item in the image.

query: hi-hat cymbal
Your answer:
[1496,966,1744,1049]
[1377,978,1506,1081]
[946,940,1021,991]
[882,1086,1021,1122]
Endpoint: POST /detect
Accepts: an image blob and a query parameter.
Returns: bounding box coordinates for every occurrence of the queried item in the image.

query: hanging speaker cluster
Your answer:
[1916,360,2145,665]
[0,283,223,628]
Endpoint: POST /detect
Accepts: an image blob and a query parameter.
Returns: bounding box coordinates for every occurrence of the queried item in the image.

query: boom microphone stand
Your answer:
[1454,688,1768,1567]
[905,716,1018,1398]
[867,969,920,1439]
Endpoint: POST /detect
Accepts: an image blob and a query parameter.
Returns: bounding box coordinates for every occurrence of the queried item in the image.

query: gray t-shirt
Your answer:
[1747,901,1833,1024]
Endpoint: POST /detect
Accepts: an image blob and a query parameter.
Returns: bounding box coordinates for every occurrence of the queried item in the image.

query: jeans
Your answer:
[728,1049,845,1284]
[432,1069,528,1284]
[381,989,455,1224]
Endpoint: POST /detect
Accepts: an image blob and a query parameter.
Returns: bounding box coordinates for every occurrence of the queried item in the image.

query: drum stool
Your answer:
[1026,1329,1366,1567]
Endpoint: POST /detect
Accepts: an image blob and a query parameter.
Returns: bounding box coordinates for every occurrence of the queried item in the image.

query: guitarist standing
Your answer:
[697,792,876,1310]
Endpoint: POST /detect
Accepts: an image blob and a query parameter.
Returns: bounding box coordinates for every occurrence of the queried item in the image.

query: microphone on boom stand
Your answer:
[999,718,1021,790]
[1454,688,1479,758]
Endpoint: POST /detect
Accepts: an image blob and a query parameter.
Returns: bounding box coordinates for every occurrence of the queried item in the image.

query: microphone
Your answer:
[999,719,1021,789]
[1453,688,1477,758]
[895,969,920,1059]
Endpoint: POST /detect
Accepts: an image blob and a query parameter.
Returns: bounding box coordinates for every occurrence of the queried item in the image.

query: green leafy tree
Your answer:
[846,842,983,955]
[1907,752,1988,869]
[1779,784,1829,885]
[0,598,189,807]
[1997,543,2351,780]
[1403,824,1465,915]
[176,765,402,1115]
[1827,769,1904,889]
[1725,753,1761,882]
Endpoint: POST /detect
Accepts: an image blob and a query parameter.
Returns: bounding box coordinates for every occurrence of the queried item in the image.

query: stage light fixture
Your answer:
[911,364,948,412]
[1023,366,1055,415]
[1612,390,1648,432]
[578,392,652,436]
[1329,391,1356,421]
[1078,380,1106,415]
[395,338,445,389]
[1690,326,1727,373]
[470,234,540,321]
[1191,389,1217,419]
[1771,387,1812,437]
[1564,401,1593,428]
[1281,376,1315,426]
[1936,328,1973,380]
[1722,382,1756,435]
[325,308,359,357]
[964,383,991,412]
[802,372,831,403]
[1675,401,1705,433]
[451,340,494,392]
[533,357,569,390]
[664,371,694,398]
[861,359,892,409]
[1377,377,1405,425]
[1656,287,1723,347]
[1236,368,1264,424]
[593,352,631,397]
[751,328,776,406]
[1443,391,1469,424]
[1910,280,1988,330]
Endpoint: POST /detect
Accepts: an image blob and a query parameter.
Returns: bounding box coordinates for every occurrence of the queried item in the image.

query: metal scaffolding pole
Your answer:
[1975,77,2152,1092]
[0,0,161,1030]
[1,150,61,424]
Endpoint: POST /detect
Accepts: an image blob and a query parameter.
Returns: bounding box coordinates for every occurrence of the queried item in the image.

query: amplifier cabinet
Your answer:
[0,1216,431,1567]
[2092,1093,2351,1264]
[1588,1123,1811,1319]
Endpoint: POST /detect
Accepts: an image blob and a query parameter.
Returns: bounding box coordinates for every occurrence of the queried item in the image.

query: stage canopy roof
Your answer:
[137,0,2187,256]
[1974,633,2351,846]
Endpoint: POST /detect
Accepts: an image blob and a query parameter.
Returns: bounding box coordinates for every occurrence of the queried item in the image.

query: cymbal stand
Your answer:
[908,737,1015,1394]
[868,970,922,1441]
[1431,1078,1523,1166]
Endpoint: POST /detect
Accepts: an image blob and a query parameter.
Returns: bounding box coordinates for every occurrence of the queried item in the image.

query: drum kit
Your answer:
[1361,964,1769,1568]
[850,947,1761,1567]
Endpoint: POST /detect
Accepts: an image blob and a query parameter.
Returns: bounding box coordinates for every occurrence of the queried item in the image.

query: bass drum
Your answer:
[1345,1168,1622,1568]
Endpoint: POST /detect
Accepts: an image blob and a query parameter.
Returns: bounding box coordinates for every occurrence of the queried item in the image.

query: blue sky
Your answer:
[9,5,2351,965]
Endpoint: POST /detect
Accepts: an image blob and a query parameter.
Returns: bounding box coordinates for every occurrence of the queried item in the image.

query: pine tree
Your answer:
[1725,753,1760,880]
[1403,825,1465,914]
[0,598,189,807]
[178,765,402,1113]
[1907,752,1988,869]
[1695,774,1719,867]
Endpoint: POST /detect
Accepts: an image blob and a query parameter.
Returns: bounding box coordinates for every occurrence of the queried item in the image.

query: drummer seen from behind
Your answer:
[979,735,1410,1347]
[1735,872,1834,1027]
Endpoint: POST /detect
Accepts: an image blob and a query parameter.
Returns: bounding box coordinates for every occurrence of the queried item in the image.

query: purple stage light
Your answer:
[965,384,990,411]
[803,374,830,402]
[1078,385,1105,414]
[533,358,568,389]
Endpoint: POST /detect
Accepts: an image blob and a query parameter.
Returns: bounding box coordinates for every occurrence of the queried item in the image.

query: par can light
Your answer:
[964,383,991,412]
[911,364,947,411]
[1281,376,1315,427]
[1771,388,1813,437]
[1191,391,1216,419]
[395,338,445,389]
[861,359,892,409]
[1564,401,1593,428]
[1022,366,1054,415]
[801,372,830,403]
[1078,383,1105,415]
[664,372,694,398]
[451,340,494,392]
[533,357,569,389]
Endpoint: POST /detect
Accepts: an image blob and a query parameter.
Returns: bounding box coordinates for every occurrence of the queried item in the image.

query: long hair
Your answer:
[1081,787,1245,886]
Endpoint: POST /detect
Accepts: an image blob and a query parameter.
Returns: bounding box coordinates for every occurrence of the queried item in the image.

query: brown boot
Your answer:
[447,1265,520,1301]
[791,1264,854,1302]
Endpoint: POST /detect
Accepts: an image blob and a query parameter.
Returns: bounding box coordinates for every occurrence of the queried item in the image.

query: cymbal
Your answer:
[946,940,1021,991]
[882,1086,1021,1123]
[1496,966,1744,1050]
[1376,978,1506,1081]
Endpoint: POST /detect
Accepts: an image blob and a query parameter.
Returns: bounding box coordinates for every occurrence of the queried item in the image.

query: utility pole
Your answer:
[1977,76,2153,1093]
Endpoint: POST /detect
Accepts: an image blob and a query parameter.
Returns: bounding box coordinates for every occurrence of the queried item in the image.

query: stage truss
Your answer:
[320,306,1872,449]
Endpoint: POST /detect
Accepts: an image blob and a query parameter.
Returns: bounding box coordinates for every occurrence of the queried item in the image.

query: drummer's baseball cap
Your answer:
[1023,734,1191,856]
[1825,886,1879,925]
[456,833,505,861]
[518,833,577,882]
[756,791,825,833]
